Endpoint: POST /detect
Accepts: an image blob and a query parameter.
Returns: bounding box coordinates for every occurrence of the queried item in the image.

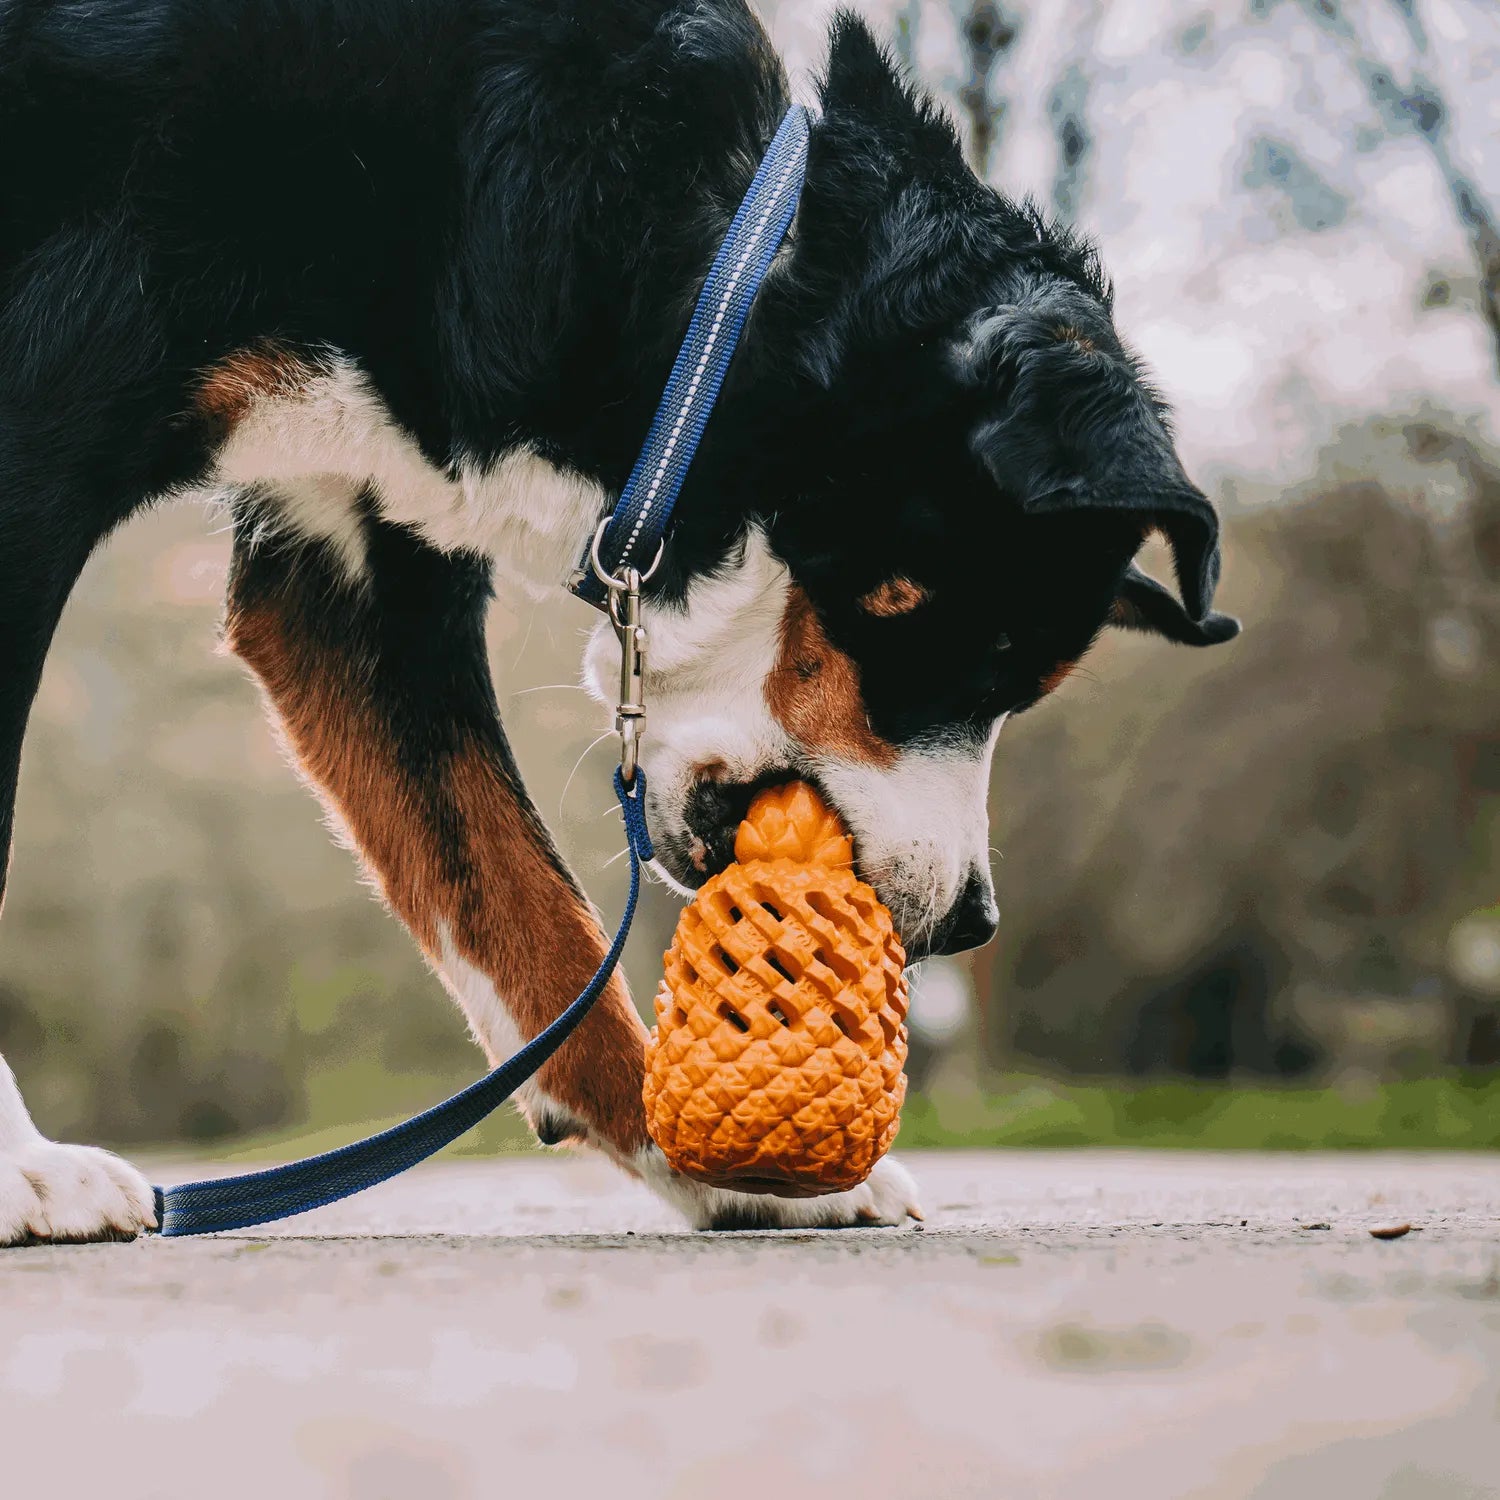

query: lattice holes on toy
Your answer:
[644,783,908,1196]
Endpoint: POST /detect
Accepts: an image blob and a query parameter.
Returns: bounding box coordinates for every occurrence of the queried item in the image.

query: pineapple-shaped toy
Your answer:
[644,782,908,1195]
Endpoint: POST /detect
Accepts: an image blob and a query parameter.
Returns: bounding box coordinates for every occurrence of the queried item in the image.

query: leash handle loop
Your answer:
[153,770,654,1237]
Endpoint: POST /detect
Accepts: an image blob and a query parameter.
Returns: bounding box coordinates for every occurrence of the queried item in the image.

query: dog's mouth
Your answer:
[654,777,963,961]
[670,765,813,886]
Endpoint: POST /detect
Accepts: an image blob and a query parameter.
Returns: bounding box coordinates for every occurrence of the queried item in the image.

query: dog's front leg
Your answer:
[0,508,157,1246]
[225,510,918,1228]
[225,509,654,1165]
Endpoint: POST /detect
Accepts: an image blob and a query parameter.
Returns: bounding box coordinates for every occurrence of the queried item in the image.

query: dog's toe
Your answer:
[842,1155,923,1228]
[0,1140,156,1247]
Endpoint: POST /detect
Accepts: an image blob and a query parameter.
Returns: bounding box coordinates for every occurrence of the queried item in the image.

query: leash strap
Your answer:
[152,771,654,1237]
[573,104,810,608]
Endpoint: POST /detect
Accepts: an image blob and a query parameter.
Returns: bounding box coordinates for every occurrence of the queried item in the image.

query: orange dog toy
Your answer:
[644,783,909,1196]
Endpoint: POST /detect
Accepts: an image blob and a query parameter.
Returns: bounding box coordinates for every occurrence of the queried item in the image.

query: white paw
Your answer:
[0,1139,157,1247]
[639,1150,923,1231]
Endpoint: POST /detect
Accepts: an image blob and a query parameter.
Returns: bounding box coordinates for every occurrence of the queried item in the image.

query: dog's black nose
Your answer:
[932,874,999,956]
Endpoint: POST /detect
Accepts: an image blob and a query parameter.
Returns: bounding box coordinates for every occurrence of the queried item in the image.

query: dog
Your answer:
[0,0,1238,1244]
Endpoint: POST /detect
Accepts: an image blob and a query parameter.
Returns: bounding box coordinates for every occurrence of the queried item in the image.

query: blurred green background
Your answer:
[3,0,1499,1159]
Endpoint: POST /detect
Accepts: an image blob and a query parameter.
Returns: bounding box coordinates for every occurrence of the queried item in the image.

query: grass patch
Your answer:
[147,1069,1500,1163]
[896,1072,1500,1151]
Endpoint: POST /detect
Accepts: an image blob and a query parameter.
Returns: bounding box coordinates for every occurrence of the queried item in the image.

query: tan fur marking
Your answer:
[1041,659,1078,696]
[766,589,898,770]
[857,576,931,618]
[225,600,650,1159]
[197,343,318,432]
[1054,325,1096,353]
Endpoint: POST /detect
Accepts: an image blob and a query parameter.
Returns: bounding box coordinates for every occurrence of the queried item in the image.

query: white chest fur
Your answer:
[211,356,608,593]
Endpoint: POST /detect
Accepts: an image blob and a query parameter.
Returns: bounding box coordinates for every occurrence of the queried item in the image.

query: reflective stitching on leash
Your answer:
[574,105,811,607]
[617,132,808,561]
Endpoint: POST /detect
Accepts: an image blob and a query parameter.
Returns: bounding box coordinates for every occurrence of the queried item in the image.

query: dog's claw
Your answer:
[857,1192,922,1226]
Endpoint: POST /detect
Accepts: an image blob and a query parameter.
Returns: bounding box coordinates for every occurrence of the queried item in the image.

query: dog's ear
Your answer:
[772,14,971,383]
[819,12,965,164]
[1111,565,1241,647]
[965,298,1235,631]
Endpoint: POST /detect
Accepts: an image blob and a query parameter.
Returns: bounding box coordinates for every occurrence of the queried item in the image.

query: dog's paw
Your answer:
[0,1139,157,1247]
[825,1154,924,1229]
[640,1150,923,1231]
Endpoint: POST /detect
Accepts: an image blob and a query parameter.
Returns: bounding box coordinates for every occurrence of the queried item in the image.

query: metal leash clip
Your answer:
[589,519,662,786]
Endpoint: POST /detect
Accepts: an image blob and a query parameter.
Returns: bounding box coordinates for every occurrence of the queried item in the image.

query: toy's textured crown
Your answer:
[644,783,909,1197]
[732,782,853,868]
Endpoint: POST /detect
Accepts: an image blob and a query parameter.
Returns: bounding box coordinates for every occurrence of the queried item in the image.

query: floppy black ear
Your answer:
[1111,565,1241,647]
[965,296,1233,626]
[1146,487,1225,624]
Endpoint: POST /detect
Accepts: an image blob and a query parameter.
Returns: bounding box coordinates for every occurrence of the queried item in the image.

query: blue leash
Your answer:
[152,773,653,1236]
[574,104,810,607]
[152,105,810,1238]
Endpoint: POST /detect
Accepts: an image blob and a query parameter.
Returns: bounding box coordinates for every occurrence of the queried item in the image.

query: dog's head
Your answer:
[585,18,1238,958]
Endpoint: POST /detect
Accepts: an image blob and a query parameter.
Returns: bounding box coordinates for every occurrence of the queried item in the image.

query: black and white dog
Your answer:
[0,0,1237,1243]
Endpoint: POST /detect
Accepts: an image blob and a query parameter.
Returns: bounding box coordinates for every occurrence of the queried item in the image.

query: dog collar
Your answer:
[572,103,811,609]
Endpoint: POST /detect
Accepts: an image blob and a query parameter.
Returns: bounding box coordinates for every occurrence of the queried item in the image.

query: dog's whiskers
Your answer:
[509,604,539,672]
[924,865,942,944]
[512,682,591,698]
[558,730,615,818]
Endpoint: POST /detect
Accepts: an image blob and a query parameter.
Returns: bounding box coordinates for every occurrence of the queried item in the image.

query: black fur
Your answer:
[0,0,1237,911]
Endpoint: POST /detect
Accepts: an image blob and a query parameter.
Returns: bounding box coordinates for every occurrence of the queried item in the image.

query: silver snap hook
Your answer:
[590,517,664,596]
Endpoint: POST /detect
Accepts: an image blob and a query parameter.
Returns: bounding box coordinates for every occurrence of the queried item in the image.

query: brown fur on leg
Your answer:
[224,524,650,1161]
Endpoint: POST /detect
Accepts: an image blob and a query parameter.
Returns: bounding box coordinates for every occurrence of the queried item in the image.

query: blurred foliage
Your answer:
[981,413,1500,1086]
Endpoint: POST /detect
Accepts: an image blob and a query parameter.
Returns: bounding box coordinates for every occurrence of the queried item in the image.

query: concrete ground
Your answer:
[2,1151,1498,1500]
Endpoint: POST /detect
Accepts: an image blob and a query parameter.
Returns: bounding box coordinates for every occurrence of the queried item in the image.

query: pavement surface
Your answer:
[3,1150,1499,1499]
